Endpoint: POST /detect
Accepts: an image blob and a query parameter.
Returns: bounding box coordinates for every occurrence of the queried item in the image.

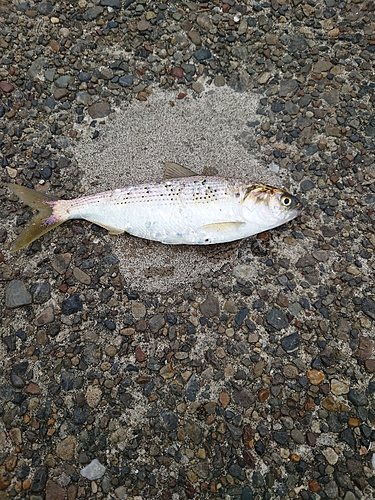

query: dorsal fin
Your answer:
[163,162,198,180]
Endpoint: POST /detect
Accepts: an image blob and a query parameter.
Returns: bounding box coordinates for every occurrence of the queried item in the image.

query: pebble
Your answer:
[281,332,300,353]
[266,308,288,330]
[61,294,83,315]
[56,436,76,461]
[307,369,325,385]
[80,459,106,480]
[5,280,32,308]
[88,102,111,119]
[199,295,219,318]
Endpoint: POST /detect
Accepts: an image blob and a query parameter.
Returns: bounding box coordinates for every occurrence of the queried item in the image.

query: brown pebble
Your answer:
[364,359,375,373]
[354,336,372,359]
[0,81,15,93]
[135,347,146,362]
[348,417,359,427]
[306,432,317,446]
[46,479,66,500]
[309,479,320,492]
[307,369,325,385]
[54,88,68,100]
[25,382,41,395]
[219,391,230,408]
[258,388,270,402]
[322,394,340,412]
[56,436,76,461]
[171,67,184,78]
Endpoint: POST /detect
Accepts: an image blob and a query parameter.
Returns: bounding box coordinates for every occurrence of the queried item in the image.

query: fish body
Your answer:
[8,163,302,251]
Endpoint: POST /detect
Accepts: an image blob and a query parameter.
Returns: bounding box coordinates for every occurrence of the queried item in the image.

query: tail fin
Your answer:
[8,184,64,251]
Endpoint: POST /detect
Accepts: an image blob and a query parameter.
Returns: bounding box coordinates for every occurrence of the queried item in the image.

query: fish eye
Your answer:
[282,195,291,206]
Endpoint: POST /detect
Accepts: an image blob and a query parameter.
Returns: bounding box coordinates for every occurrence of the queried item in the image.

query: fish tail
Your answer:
[8,184,66,251]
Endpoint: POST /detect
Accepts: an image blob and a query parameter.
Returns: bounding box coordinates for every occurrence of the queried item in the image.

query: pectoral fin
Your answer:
[200,222,246,232]
[163,162,199,180]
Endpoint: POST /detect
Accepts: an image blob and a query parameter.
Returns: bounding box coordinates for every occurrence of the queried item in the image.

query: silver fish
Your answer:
[8,163,302,251]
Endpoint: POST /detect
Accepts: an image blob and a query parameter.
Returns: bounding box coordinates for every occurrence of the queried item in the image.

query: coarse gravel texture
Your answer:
[1,1,375,500]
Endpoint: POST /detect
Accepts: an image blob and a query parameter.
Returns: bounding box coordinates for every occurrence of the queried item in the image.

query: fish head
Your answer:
[242,184,302,230]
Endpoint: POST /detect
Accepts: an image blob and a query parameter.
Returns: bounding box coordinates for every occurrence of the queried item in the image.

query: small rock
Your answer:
[281,332,300,352]
[199,295,220,318]
[354,337,372,359]
[331,379,349,395]
[25,382,41,395]
[86,386,102,408]
[88,101,111,119]
[347,389,368,406]
[81,459,106,480]
[160,363,174,379]
[149,314,165,332]
[45,479,66,500]
[0,81,14,93]
[56,436,77,461]
[266,308,288,330]
[322,394,340,412]
[194,49,211,61]
[73,267,91,285]
[31,466,48,493]
[137,19,151,31]
[119,75,133,87]
[322,447,338,465]
[34,306,54,326]
[307,369,325,385]
[51,253,71,274]
[5,280,32,308]
[61,294,83,315]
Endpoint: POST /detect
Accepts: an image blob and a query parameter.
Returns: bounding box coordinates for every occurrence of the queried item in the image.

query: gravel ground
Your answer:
[1,1,375,500]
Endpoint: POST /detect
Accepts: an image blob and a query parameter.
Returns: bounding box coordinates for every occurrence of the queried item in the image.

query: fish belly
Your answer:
[65,178,252,244]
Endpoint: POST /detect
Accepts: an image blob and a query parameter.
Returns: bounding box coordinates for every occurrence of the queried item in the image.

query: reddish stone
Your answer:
[171,67,184,79]
[306,432,317,446]
[0,81,14,93]
[243,450,255,468]
[135,347,146,362]
[46,479,66,500]
[242,425,253,443]
[25,382,41,395]
[364,359,375,373]
[258,388,270,402]
[309,479,320,492]
[177,92,187,99]
[355,337,372,360]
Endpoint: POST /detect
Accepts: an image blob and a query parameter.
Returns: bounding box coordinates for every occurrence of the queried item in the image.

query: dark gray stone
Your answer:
[100,0,121,8]
[84,6,103,21]
[274,431,289,444]
[61,294,83,315]
[185,375,199,401]
[119,75,133,87]
[232,388,255,408]
[194,49,211,61]
[266,308,288,330]
[348,389,368,406]
[300,179,315,192]
[281,332,300,353]
[199,295,220,317]
[30,282,51,304]
[149,314,165,332]
[362,298,375,320]
[279,79,298,97]
[31,466,48,493]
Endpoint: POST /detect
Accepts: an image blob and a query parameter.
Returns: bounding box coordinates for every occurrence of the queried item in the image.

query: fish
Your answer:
[8,162,302,251]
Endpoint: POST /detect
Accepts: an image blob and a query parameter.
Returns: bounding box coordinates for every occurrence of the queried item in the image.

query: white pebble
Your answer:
[80,459,106,480]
